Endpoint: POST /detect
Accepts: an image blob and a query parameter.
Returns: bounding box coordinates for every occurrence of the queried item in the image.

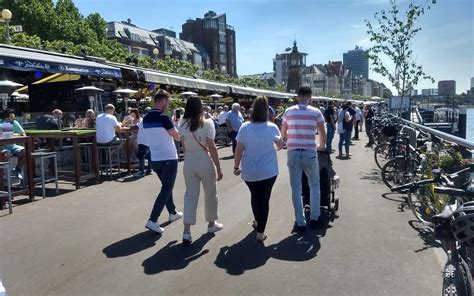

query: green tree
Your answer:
[365,0,435,113]
[85,13,107,42]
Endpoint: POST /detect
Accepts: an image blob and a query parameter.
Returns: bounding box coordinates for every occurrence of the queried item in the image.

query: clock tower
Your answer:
[286,40,307,93]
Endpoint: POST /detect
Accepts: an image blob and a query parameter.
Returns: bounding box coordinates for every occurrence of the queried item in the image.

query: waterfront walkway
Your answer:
[1,132,445,296]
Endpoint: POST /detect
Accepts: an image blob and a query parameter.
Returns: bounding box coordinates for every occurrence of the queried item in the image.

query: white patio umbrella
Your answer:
[210,94,223,109]
[180,91,198,96]
[113,88,138,109]
[75,86,104,92]
[0,80,24,109]
[0,80,23,88]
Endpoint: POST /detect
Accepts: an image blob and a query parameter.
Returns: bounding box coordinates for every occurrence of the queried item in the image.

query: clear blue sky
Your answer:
[75,0,473,94]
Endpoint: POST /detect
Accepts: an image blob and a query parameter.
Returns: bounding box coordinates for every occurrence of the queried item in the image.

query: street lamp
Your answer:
[152,48,159,59]
[1,9,12,44]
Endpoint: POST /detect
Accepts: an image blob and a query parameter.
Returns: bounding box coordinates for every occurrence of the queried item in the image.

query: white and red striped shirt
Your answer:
[282,104,325,152]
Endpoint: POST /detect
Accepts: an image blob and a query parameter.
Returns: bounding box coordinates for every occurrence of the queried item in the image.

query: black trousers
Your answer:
[302,172,310,206]
[354,121,360,139]
[245,175,277,233]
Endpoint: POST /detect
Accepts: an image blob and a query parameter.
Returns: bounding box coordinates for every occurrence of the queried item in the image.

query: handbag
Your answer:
[192,131,209,153]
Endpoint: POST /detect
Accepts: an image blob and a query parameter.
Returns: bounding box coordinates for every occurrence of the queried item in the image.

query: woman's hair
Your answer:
[130,108,140,119]
[251,96,269,123]
[85,109,95,118]
[183,96,204,132]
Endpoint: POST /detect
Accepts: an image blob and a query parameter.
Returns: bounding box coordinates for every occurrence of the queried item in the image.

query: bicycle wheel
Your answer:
[381,158,418,190]
[374,142,390,170]
[442,261,471,296]
[407,183,437,226]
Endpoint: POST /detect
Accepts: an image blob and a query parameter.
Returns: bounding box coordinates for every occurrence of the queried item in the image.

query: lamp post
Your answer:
[152,48,159,59]
[1,9,12,44]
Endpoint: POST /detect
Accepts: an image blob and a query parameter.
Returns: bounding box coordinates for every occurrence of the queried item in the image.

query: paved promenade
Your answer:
[1,132,445,296]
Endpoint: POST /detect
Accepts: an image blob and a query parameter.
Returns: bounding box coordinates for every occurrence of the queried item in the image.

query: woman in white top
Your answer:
[234,96,284,242]
[178,97,223,244]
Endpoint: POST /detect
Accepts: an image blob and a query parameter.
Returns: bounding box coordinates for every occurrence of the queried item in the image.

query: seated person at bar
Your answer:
[1,109,26,179]
[35,109,63,130]
[83,109,96,128]
[96,104,122,145]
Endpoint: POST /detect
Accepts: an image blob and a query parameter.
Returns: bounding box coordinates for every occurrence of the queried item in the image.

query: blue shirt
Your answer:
[236,122,281,182]
[226,110,243,132]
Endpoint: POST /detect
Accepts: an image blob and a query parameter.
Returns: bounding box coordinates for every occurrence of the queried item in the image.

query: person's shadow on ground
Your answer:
[142,233,214,275]
[214,226,323,276]
[214,232,272,275]
[103,231,162,258]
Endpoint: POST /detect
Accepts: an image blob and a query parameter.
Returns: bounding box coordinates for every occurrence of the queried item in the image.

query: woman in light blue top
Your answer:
[234,96,284,242]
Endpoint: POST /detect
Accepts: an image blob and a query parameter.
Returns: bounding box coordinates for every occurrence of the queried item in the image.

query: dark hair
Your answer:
[251,96,269,123]
[154,89,170,102]
[2,108,14,119]
[297,86,312,97]
[182,96,204,132]
[130,108,140,119]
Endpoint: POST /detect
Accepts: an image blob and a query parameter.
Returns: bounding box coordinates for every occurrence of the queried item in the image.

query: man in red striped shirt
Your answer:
[281,86,327,234]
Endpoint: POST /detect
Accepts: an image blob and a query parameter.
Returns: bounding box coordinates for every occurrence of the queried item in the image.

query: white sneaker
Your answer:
[145,220,164,234]
[169,211,183,222]
[207,222,224,233]
[182,233,192,244]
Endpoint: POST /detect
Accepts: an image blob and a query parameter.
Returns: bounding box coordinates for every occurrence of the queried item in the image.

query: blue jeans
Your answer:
[149,160,178,222]
[338,129,352,155]
[326,123,334,151]
[137,144,151,173]
[287,149,321,226]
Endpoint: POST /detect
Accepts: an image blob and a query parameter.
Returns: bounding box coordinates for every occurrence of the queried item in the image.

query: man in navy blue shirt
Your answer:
[140,90,183,234]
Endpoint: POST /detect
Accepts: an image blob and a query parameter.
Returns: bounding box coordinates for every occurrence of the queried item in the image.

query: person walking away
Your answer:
[323,100,336,153]
[141,90,183,234]
[217,105,229,127]
[1,109,26,179]
[353,104,362,140]
[226,103,244,155]
[178,97,224,244]
[234,96,284,242]
[337,102,353,159]
[364,104,375,147]
[280,86,327,234]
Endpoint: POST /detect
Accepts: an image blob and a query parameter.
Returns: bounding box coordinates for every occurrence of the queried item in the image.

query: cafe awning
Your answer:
[141,70,230,93]
[230,85,294,99]
[0,44,122,79]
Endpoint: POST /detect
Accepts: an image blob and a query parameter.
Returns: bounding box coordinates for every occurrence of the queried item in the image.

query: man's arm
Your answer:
[168,128,181,141]
[280,121,288,139]
[316,122,326,151]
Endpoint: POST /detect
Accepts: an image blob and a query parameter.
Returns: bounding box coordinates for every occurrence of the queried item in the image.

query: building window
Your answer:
[220,54,227,64]
[219,43,227,54]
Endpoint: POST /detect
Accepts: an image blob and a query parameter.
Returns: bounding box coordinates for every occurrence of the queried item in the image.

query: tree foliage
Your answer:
[365,0,435,109]
[1,0,285,93]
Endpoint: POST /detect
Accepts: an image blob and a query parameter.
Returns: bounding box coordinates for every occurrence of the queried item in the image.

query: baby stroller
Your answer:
[302,151,340,222]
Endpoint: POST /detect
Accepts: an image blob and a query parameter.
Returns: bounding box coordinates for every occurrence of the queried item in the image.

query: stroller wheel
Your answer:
[335,196,340,212]
[329,203,335,222]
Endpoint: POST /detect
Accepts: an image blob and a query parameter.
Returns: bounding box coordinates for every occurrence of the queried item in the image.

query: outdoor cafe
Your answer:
[0,43,307,214]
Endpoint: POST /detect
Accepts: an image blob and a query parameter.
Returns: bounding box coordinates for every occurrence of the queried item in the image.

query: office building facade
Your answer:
[343,46,369,79]
[438,80,456,96]
[181,11,237,77]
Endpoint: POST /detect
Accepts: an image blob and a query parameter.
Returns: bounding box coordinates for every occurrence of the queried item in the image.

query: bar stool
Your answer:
[98,143,122,179]
[0,161,13,214]
[32,151,59,198]
[79,143,93,172]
